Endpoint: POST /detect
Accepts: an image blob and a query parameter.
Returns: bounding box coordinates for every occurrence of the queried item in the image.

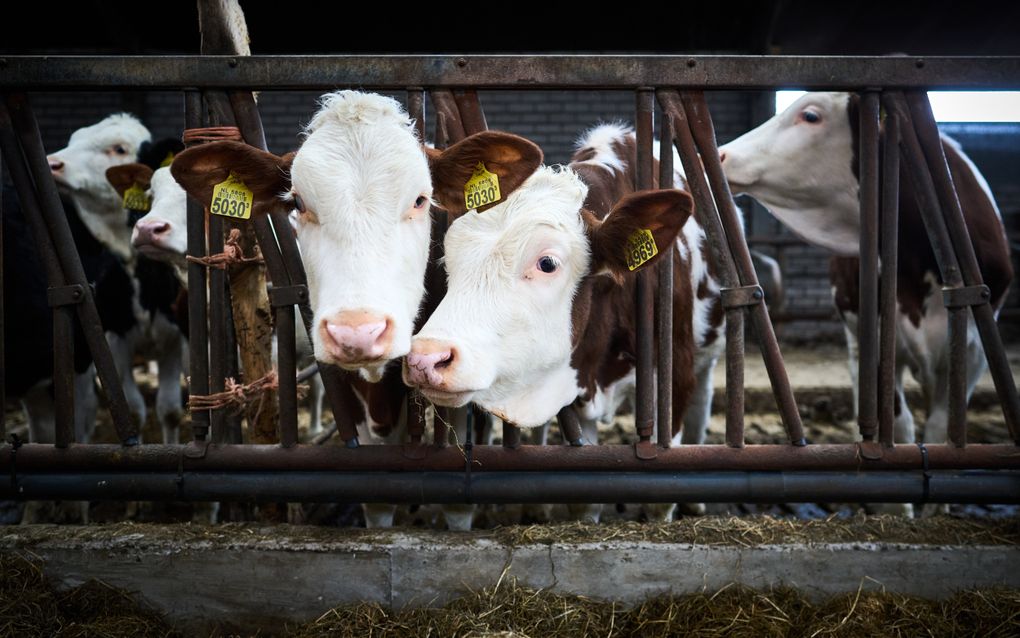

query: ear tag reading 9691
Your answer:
[625,228,658,271]
[123,183,151,212]
[210,172,254,220]
[464,162,501,210]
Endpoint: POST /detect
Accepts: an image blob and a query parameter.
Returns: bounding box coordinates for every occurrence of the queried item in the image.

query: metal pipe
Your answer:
[184,91,210,443]
[454,89,488,134]
[4,442,1017,473]
[430,90,466,143]
[277,304,298,447]
[406,88,425,141]
[53,305,73,447]
[3,56,1018,90]
[857,91,881,442]
[904,91,1020,444]
[680,91,805,446]
[4,470,1018,504]
[207,209,226,439]
[656,112,674,449]
[634,88,655,443]
[878,111,901,447]
[2,93,137,444]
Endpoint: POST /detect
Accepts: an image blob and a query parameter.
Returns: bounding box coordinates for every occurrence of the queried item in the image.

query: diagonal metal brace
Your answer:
[720,284,764,309]
[268,284,309,308]
[942,285,991,308]
[46,284,85,307]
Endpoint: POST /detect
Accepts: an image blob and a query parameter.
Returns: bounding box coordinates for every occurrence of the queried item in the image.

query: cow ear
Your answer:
[591,189,693,277]
[106,163,153,197]
[427,131,543,217]
[170,141,292,210]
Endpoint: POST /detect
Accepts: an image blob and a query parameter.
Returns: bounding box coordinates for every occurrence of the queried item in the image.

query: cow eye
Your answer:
[801,110,821,124]
[414,195,428,209]
[113,144,128,155]
[293,193,306,213]
[537,256,558,273]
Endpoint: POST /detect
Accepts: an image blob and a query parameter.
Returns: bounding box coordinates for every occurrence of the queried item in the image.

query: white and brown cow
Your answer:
[404,124,725,521]
[171,91,539,528]
[719,91,1013,447]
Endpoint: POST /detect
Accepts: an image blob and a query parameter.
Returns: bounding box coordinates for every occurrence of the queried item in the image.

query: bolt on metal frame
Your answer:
[0,55,1017,505]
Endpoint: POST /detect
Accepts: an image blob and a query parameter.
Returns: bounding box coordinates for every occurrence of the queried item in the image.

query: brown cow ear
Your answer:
[427,131,543,218]
[591,189,693,277]
[170,141,292,210]
[106,164,153,197]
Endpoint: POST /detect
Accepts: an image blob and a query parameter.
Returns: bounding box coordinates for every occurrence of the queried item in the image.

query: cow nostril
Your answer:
[434,350,455,370]
[49,160,64,171]
[153,222,170,235]
[718,150,727,164]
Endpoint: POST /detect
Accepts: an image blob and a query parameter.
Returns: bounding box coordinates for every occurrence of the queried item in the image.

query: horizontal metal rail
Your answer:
[4,471,1018,504]
[3,443,1018,472]
[0,56,1018,89]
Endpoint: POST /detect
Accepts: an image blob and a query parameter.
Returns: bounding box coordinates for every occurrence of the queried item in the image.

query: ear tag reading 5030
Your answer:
[625,228,658,271]
[123,183,151,212]
[210,173,254,220]
[464,162,501,210]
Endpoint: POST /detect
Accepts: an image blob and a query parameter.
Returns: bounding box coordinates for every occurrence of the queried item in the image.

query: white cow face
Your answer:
[719,92,860,255]
[406,164,692,428]
[48,114,151,260]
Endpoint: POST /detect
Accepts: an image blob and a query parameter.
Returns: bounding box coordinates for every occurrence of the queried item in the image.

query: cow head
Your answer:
[47,113,152,260]
[719,91,860,255]
[107,163,189,278]
[405,155,692,427]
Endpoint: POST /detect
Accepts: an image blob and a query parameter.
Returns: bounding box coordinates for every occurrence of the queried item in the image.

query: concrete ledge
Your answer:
[3,524,1018,633]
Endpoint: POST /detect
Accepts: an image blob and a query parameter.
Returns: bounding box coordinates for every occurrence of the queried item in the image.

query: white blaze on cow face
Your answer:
[290,92,432,381]
[409,167,591,427]
[48,114,151,260]
[132,168,189,273]
[719,92,860,255]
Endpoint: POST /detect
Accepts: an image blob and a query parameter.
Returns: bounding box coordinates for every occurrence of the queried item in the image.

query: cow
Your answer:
[171,91,539,529]
[718,91,1013,454]
[403,124,724,522]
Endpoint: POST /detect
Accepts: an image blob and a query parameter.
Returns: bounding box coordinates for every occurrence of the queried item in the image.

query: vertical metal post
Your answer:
[905,91,1020,445]
[53,304,74,447]
[0,150,4,440]
[407,88,426,142]
[3,93,138,444]
[185,91,210,442]
[857,91,881,441]
[680,91,805,446]
[656,113,674,449]
[405,87,427,448]
[207,208,226,439]
[277,303,298,448]
[878,110,900,448]
[634,88,656,445]
[454,90,488,134]
[657,91,745,447]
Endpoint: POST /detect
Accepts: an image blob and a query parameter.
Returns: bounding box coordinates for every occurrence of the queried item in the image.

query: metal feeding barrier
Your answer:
[0,55,1018,505]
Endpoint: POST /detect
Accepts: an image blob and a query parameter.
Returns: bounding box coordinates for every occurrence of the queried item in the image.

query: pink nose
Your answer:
[320,311,392,364]
[133,220,170,247]
[404,340,456,388]
[48,157,64,173]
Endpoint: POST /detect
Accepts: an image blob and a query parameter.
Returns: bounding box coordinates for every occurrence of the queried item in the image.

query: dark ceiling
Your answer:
[2,1,1018,55]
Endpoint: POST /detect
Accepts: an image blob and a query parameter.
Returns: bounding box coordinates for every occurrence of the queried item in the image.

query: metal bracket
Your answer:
[858,440,884,461]
[942,285,990,308]
[720,284,764,309]
[46,284,85,307]
[634,439,658,460]
[268,284,308,307]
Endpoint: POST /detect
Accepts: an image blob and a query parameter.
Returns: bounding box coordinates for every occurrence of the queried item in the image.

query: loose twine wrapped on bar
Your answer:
[188,370,308,419]
[182,126,264,270]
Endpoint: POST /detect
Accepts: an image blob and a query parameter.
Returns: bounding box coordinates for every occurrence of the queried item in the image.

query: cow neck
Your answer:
[66,187,135,266]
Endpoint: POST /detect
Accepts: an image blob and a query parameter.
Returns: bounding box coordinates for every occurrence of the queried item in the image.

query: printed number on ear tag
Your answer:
[464,162,501,210]
[625,228,658,271]
[210,173,254,220]
[123,183,151,212]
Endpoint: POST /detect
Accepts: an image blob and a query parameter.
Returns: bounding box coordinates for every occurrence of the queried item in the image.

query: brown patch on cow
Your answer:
[106,163,154,197]
[590,190,693,277]
[427,131,543,217]
[345,364,408,438]
[171,141,294,215]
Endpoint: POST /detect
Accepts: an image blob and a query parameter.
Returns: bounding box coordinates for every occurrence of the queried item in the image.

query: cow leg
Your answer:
[22,383,89,524]
[107,329,147,434]
[74,366,98,444]
[440,406,478,530]
[307,372,325,435]
[566,416,603,524]
[842,312,861,420]
[155,332,185,444]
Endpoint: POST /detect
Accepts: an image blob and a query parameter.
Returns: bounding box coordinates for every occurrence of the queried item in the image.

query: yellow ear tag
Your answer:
[210,172,254,220]
[464,162,501,210]
[159,151,175,168]
[625,228,658,271]
[123,183,151,212]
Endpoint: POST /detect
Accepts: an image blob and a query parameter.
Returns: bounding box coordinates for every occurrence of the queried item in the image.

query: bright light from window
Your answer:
[775,90,1020,122]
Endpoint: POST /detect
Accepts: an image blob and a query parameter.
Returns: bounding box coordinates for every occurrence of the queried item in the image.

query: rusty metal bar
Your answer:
[657,90,745,448]
[184,91,211,443]
[878,110,901,448]
[434,407,450,448]
[5,470,1018,504]
[454,89,487,133]
[502,421,521,449]
[634,88,655,445]
[406,88,425,141]
[405,88,427,448]
[276,302,298,448]
[207,203,227,439]
[3,442,1018,473]
[430,90,466,144]
[656,112,674,449]
[857,91,881,442]
[3,55,1018,90]
[905,91,1020,444]
[680,90,806,446]
[2,93,138,444]
[52,304,73,447]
